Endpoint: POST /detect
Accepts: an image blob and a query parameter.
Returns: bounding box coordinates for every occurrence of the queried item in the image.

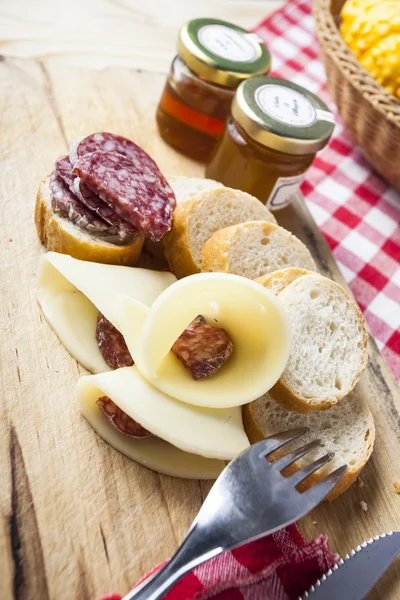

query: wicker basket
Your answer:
[313,0,400,191]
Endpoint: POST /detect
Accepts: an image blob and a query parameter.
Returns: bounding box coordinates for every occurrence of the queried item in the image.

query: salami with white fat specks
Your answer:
[55,155,76,190]
[96,396,152,438]
[49,171,111,233]
[96,313,134,370]
[172,315,233,380]
[73,151,174,242]
[69,133,173,199]
[55,155,135,240]
[74,178,136,238]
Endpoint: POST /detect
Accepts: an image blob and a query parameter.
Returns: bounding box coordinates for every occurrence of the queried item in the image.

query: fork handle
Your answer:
[121,528,222,600]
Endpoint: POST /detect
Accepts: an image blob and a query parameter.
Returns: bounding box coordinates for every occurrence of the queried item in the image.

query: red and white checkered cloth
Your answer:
[255,0,400,385]
[100,524,338,600]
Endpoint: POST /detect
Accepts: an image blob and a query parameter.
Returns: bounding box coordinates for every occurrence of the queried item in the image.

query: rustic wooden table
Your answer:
[1,1,400,599]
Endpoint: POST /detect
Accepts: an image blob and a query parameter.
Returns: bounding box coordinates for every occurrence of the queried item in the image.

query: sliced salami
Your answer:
[49,171,111,233]
[96,396,152,438]
[74,178,136,238]
[55,155,76,190]
[96,313,134,370]
[73,151,174,242]
[69,132,169,187]
[172,315,233,380]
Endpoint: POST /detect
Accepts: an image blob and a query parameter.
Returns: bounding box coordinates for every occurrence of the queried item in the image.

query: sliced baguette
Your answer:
[144,175,225,261]
[201,221,316,280]
[256,267,313,295]
[271,273,368,412]
[243,391,375,501]
[35,175,144,265]
[164,188,277,278]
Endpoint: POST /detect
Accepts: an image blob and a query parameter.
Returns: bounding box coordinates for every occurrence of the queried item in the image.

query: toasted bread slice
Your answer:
[164,188,276,278]
[35,175,144,265]
[243,391,375,501]
[256,267,313,295]
[271,273,368,412]
[201,221,316,280]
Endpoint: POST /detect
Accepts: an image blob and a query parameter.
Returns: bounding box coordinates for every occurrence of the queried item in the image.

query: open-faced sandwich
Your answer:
[35,132,374,498]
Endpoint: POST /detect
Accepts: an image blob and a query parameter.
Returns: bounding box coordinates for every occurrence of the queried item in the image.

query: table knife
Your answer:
[301,531,400,599]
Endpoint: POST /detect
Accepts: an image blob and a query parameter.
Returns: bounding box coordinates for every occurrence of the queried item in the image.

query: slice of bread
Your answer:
[256,267,313,295]
[243,391,375,501]
[271,273,368,412]
[35,175,144,265]
[164,189,277,278]
[144,176,225,261]
[201,221,316,280]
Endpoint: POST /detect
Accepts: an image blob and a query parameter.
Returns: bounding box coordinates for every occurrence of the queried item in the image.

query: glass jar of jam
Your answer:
[206,76,335,210]
[156,18,271,162]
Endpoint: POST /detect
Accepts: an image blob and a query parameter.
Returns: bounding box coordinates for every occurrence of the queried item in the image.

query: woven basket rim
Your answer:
[313,0,400,128]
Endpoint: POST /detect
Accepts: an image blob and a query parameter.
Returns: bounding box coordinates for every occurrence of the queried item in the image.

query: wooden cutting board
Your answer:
[1,55,400,600]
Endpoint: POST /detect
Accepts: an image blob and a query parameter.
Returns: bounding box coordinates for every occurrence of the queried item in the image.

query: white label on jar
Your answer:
[266,173,305,210]
[256,84,316,127]
[198,25,258,62]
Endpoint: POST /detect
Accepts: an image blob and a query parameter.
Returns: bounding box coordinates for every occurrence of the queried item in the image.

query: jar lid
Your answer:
[232,76,335,155]
[177,18,271,88]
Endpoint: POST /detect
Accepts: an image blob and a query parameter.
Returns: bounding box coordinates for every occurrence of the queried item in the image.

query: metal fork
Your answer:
[122,427,347,600]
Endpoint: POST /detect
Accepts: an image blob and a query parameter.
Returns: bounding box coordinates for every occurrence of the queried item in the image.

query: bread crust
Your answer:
[163,199,199,278]
[35,175,144,266]
[242,401,375,501]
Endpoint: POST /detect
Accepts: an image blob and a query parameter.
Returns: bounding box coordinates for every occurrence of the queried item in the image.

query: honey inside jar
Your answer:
[156,19,271,162]
[206,76,335,209]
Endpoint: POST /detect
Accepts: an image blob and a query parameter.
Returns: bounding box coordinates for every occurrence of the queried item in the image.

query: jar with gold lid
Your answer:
[156,19,271,162]
[206,76,335,209]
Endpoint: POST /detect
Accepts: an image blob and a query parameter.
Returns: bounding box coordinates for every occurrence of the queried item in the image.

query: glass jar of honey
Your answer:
[156,19,271,162]
[206,76,335,209]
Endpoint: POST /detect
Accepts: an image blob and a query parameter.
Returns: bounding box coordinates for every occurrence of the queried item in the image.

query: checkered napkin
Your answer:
[100,524,338,600]
[254,0,400,385]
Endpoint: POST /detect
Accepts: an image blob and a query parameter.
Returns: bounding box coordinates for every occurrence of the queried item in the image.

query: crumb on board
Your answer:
[394,482,400,494]
[357,477,365,488]
[360,500,368,512]
[312,521,318,525]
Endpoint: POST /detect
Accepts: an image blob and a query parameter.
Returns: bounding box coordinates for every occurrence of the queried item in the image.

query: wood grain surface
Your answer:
[0,3,399,600]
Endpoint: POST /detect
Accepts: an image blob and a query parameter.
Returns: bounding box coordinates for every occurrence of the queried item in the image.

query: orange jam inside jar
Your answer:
[156,19,271,162]
[206,76,335,210]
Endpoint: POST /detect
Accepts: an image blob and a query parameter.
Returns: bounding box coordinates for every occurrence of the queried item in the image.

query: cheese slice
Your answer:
[82,391,225,479]
[36,252,176,372]
[116,273,291,409]
[77,366,249,462]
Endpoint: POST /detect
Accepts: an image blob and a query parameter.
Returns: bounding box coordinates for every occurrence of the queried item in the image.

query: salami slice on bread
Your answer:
[35,175,144,265]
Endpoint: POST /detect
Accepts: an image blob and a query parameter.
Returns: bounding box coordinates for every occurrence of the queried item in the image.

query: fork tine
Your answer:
[253,427,309,459]
[300,465,348,507]
[273,439,321,472]
[288,452,335,487]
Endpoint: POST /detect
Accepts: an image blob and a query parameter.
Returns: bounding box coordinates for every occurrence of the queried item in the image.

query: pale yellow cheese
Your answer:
[116,273,291,409]
[77,366,249,461]
[81,389,225,479]
[36,252,176,372]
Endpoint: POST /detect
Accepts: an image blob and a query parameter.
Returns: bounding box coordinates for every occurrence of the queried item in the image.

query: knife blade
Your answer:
[301,531,400,599]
